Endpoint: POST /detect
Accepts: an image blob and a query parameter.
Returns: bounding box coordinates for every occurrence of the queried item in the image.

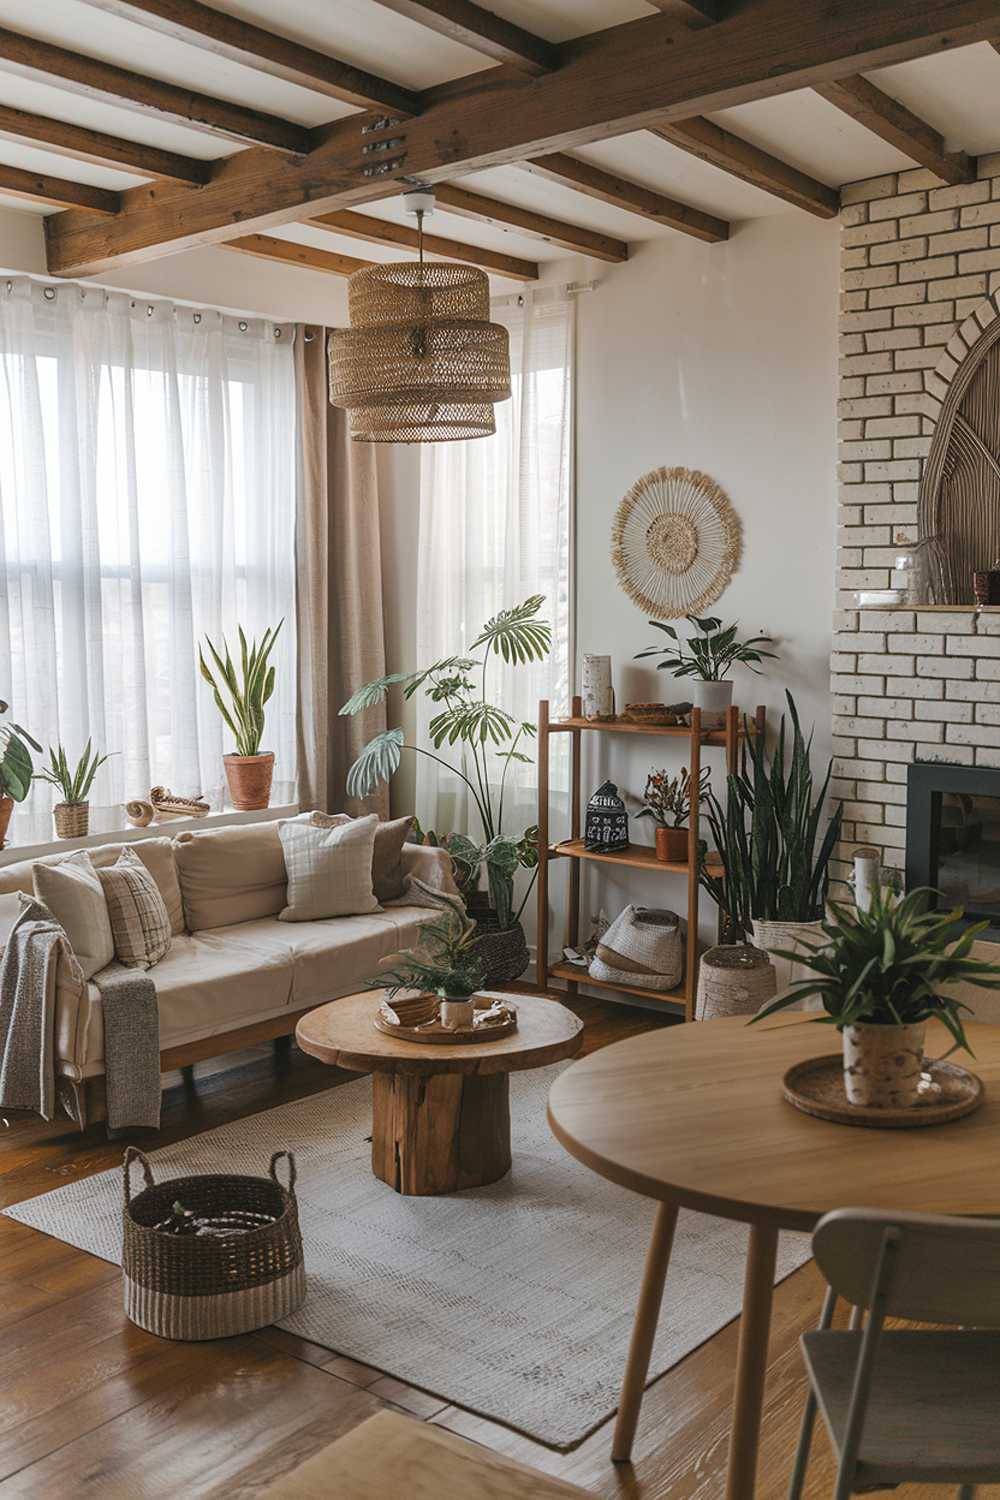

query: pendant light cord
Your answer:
[414,207,427,358]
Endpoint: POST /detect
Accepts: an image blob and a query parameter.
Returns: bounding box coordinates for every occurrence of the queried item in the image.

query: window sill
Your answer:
[0,804,299,869]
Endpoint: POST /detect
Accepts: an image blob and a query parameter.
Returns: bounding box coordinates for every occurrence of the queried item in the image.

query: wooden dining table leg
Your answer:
[725,1222,779,1500]
[612,1200,679,1463]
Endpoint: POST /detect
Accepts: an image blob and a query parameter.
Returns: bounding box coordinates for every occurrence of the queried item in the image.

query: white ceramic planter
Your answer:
[439,997,475,1030]
[692,678,733,729]
[581,654,614,720]
[842,1020,926,1108]
[751,918,825,1005]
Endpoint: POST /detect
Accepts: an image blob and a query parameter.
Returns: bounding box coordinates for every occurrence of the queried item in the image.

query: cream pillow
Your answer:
[33,850,114,980]
[300,810,415,902]
[96,846,172,969]
[278,814,381,922]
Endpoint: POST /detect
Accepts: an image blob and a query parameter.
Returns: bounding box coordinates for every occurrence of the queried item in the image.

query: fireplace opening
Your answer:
[906,762,1000,937]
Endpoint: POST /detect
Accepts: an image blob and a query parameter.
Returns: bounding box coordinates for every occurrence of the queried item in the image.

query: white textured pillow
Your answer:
[33,850,114,980]
[278,813,381,921]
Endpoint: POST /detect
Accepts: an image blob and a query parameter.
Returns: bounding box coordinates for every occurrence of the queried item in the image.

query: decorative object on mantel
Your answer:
[36,740,112,840]
[122,1145,305,1340]
[695,943,776,1021]
[635,614,777,729]
[611,466,742,618]
[973,557,1000,605]
[374,994,518,1045]
[622,701,691,726]
[852,844,880,914]
[781,1054,983,1130]
[0,703,40,848]
[328,189,511,443]
[753,884,1000,1118]
[637,765,710,863]
[199,619,283,811]
[854,588,906,606]
[148,788,210,822]
[125,798,155,828]
[590,905,683,992]
[584,780,630,852]
[581,653,614,720]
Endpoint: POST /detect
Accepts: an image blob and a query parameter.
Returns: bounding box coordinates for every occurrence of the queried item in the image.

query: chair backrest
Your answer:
[813,1207,1000,1327]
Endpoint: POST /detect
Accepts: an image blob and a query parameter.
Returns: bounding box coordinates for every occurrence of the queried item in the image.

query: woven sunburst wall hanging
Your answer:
[611,466,742,618]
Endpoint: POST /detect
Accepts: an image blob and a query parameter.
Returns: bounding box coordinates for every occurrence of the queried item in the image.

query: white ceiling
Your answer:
[0,1,998,279]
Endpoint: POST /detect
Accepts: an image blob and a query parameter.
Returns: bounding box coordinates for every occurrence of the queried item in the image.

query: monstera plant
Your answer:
[340,596,549,939]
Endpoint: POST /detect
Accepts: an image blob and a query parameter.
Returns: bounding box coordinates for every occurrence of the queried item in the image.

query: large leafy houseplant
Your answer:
[0,701,41,845]
[635,615,777,681]
[341,596,550,931]
[699,692,843,941]
[198,620,283,810]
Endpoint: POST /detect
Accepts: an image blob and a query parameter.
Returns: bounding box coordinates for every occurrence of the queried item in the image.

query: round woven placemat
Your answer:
[783,1053,984,1129]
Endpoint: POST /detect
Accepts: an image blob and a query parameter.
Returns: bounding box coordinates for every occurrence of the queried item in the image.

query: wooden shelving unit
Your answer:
[536,696,764,1021]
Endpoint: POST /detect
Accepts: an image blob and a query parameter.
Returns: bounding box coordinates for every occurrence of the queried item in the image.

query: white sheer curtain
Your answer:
[0,278,297,843]
[415,286,574,844]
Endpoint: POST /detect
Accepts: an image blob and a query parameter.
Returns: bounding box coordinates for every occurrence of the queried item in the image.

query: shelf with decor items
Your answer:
[536,696,765,1021]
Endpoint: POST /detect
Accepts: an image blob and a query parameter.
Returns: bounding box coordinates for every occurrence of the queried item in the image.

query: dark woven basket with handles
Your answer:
[122,1146,305,1341]
[467,893,530,984]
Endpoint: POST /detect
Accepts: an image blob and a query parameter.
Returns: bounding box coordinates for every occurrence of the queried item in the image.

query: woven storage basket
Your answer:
[695,944,776,1021]
[53,801,89,838]
[122,1146,305,1341]
[468,894,530,983]
[589,905,683,991]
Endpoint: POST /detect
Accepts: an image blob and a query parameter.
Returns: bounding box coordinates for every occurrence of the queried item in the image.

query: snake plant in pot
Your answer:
[699,692,843,987]
[0,702,41,847]
[751,886,1000,1108]
[341,595,550,983]
[36,740,112,839]
[199,621,283,810]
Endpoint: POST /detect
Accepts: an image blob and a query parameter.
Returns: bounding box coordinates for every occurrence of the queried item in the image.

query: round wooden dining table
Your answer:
[547,1014,1000,1499]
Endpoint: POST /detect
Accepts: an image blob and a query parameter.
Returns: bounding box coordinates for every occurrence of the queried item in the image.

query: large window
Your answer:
[0,280,297,842]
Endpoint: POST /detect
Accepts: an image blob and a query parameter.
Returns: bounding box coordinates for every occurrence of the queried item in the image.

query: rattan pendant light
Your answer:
[328,190,511,442]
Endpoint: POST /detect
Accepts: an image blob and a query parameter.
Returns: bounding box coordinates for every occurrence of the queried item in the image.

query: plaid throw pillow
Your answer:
[278,813,381,921]
[96,846,172,969]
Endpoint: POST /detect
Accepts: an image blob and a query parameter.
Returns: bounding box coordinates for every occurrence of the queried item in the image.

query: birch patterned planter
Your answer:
[842,1021,926,1109]
[581,655,614,721]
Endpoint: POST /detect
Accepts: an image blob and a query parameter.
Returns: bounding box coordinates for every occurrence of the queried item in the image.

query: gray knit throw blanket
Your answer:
[98,963,161,1134]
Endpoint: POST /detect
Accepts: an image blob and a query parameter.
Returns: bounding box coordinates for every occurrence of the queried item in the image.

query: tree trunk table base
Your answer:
[372,1071,512,1195]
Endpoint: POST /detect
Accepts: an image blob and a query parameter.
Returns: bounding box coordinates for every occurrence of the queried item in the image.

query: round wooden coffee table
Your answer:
[296,991,582,1196]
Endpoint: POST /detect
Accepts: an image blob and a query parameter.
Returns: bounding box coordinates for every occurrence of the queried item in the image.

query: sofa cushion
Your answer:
[302,811,414,902]
[173,823,287,931]
[278,814,380,922]
[0,837,184,936]
[279,906,430,1006]
[96,847,172,969]
[33,851,114,981]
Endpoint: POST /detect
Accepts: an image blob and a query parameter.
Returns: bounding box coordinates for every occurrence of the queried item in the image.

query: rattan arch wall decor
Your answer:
[611,466,742,618]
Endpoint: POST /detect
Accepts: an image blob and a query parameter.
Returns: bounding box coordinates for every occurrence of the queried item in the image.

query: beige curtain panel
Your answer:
[294,327,389,818]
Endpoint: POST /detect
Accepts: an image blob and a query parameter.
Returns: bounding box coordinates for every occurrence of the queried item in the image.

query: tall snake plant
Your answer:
[199,621,283,757]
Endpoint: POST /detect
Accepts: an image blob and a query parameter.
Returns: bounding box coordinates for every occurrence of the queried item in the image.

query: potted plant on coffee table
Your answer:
[374,906,486,1030]
[341,595,549,984]
[635,615,777,728]
[36,740,112,839]
[0,703,41,847]
[750,885,1000,1108]
[199,621,283,811]
[637,765,710,862]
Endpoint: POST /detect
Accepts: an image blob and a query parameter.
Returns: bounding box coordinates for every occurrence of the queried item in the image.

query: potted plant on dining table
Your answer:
[751,885,1000,1108]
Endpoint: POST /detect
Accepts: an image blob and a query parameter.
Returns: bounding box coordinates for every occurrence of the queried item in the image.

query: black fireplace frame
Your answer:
[906,760,1000,930]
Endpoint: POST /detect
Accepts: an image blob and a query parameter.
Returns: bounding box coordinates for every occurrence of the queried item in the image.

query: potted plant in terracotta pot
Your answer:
[751,886,1000,1108]
[36,740,112,839]
[637,765,710,862]
[635,615,777,729]
[199,621,283,811]
[374,906,486,1030]
[0,703,41,847]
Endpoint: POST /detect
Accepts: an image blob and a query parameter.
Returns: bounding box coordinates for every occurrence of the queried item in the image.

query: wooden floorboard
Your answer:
[0,996,991,1497]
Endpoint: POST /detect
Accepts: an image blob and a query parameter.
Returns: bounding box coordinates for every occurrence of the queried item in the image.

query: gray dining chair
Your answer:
[788,1206,1000,1499]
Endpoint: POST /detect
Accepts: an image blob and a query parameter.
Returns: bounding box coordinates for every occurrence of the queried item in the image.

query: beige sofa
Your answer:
[0,820,455,1123]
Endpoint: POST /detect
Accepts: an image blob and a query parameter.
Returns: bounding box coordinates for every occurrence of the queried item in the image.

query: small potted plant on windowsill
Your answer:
[635,615,777,729]
[374,906,486,1030]
[637,765,710,863]
[751,886,1000,1108]
[36,739,111,840]
[0,703,41,847]
[199,621,283,811]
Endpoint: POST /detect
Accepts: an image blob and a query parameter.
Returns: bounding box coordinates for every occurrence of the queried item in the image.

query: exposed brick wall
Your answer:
[832,157,1000,885]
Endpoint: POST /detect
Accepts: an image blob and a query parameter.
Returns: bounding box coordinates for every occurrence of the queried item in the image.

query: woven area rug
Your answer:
[5,1065,811,1449]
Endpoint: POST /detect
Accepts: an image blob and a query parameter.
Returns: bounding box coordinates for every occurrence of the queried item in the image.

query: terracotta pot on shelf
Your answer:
[0,794,13,847]
[224,751,274,811]
[53,801,89,839]
[842,1020,926,1108]
[656,826,689,863]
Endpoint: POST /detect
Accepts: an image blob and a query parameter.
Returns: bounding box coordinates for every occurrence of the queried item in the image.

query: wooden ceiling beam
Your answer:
[0,162,119,215]
[75,0,418,115]
[431,183,628,262]
[521,151,728,243]
[0,24,313,154]
[652,117,839,217]
[43,0,1000,275]
[0,101,210,185]
[221,235,374,278]
[814,74,975,185]
[369,1,556,75]
[643,0,721,20]
[307,208,539,281]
